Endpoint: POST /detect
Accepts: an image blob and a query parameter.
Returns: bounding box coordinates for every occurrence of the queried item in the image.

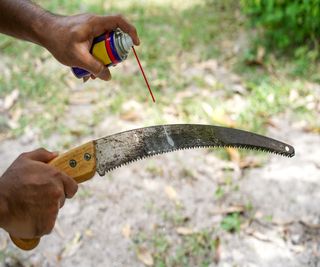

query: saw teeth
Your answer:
[102,144,292,174]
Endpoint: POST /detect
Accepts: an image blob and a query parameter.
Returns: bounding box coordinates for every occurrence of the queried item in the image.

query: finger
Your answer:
[77,51,105,77]
[97,67,111,81]
[23,148,58,163]
[60,174,78,199]
[59,196,66,208]
[95,15,140,45]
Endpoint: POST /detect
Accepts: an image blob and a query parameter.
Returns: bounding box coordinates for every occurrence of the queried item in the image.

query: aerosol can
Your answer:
[72,28,133,78]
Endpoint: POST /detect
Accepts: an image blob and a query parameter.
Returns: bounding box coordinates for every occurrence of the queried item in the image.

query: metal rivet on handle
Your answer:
[69,159,77,168]
[84,153,91,161]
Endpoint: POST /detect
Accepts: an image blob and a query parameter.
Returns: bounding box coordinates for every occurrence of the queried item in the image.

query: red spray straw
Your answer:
[132,47,156,103]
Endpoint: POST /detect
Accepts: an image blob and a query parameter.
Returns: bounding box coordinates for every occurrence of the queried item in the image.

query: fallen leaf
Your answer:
[202,102,214,117]
[136,247,154,266]
[245,229,271,242]
[245,46,265,67]
[212,113,236,128]
[303,125,320,134]
[299,220,320,230]
[60,232,83,258]
[239,157,262,169]
[85,229,94,237]
[165,186,178,201]
[3,89,19,110]
[120,110,141,121]
[68,91,98,105]
[9,107,22,123]
[211,205,245,215]
[54,221,65,238]
[256,46,265,64]
[176,227,195,235]
[69,128,87,137]
[226,147,241,165]
[122,224,131,239]
[0,235,7,250]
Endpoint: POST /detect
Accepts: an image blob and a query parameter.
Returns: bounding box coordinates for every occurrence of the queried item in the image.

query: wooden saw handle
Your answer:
[10,141,96,250]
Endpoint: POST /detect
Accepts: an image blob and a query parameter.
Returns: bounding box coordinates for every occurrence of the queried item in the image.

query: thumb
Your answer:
[24,148,58,163]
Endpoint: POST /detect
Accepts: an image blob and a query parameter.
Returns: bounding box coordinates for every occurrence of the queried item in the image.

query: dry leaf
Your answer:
[69,91,98,105]
[85,229,94,237]
[136,247,154,266]
[303,125,320,134]
[120,110,141,121]
[256,46,265,64]
[60,232,83,258]
[239,157,262,169]
[122,224,131,239]
[245,229,271,242]
[245,46,265,67]
[226,147,241,165]
[211,113,235,128]
[211,205,245,215]
[165,186,178,201]
[202,102,214,117]
[9,107,22,122]
[0,235,7,250]
[54,221,65,238]
[3,89,19,110]
[176,227,195,235]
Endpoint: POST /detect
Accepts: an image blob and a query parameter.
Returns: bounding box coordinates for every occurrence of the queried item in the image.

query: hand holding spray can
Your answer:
[72,28,133,78]
[72,28,156,102]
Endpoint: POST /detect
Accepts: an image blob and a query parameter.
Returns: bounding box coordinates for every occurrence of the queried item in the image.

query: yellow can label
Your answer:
[92,40,112,65]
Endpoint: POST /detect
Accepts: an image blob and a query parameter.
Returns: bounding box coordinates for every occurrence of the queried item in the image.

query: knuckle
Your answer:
[87,14,97,23]
[42,218,56,235]
[48,204,59,215]
[33,205,58,236]
[69,183,79,198]
[51,188,64,200]
[19,152,28,159]
[51,169,62,178]
[34,225,42,237]
[36,147,47,153]
[115,14,124,21]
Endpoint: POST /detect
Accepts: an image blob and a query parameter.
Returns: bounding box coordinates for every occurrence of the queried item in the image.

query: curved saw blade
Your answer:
[94,124,294,176]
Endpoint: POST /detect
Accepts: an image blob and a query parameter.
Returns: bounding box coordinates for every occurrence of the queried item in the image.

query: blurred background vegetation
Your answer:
[241,0,320,76]
[0,0,319,145]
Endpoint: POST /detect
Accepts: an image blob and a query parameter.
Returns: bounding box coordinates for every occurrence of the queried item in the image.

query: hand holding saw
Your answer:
[10,124,294,250]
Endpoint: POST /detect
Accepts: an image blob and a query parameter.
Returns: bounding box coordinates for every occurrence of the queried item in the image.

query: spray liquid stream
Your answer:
[132,46,156,103]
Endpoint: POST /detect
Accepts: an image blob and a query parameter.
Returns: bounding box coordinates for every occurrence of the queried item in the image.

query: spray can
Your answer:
[72,28,133,78]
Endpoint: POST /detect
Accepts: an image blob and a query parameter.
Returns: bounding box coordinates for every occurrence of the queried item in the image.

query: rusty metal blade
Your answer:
[94,124,294,176]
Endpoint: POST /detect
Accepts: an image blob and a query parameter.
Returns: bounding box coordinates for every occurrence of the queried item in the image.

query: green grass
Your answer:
[133,228,218,267]
[220,212,242,233]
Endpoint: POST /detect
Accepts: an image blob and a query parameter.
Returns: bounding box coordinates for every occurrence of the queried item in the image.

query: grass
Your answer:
[133,227,218,267]
[1,0,318,143]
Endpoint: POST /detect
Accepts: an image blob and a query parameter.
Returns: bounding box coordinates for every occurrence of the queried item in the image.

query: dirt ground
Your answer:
[0,109,319,267]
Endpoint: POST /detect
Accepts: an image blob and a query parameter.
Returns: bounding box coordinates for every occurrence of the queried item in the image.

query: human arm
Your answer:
[0,0,140,80]
[0,148,78,239]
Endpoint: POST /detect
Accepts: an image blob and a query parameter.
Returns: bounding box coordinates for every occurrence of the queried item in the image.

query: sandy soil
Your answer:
[0,112,319,267]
